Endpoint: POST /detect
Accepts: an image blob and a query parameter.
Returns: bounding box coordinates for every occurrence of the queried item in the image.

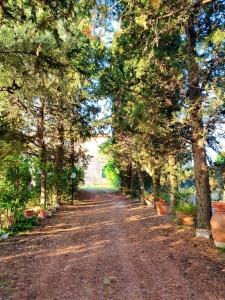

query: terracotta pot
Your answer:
[38,209,48,219]
[211,204,225,247]
[144,198,154,207]
[183,216,194,226]
[212,202,219,209]
[175,211,186,220]
[175,211,195,226]
[155,201,170,216]
[212,202,225,211]
[24,209,35,218]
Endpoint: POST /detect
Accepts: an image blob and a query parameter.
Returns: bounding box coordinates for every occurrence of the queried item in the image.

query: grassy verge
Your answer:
[79,185,119,192]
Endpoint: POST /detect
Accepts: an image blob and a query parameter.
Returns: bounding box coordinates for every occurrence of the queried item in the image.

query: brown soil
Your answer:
[1,190,225,300]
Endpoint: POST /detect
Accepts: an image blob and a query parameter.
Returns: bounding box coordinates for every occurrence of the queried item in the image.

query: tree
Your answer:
[0,0,104,212]
[100,0,224,233]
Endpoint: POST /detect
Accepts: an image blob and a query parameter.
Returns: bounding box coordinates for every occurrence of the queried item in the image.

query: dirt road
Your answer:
[1,190,225,300]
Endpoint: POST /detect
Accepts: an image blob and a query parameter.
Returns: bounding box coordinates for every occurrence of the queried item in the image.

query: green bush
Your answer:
[0,155,31,226]
[104,160,121,188]
[157,192,170,202]
[177,187,195,203]
[11,216,38,233]
[176,202,197,216]
[31,158,85,203]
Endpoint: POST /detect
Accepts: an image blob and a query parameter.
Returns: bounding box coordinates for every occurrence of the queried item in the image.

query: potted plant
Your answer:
[155,198,170,216]
[175,203,196,226]
[210,202,225,247]
[144,193,154,207]
[24,209,36,218]
[38,208,48,219]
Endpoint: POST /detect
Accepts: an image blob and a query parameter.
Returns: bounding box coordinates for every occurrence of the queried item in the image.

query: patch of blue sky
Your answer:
[94,19,120,47]
[91,8,119,134]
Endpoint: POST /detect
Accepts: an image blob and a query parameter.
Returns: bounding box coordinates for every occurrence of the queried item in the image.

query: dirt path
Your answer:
[1,190,225,300]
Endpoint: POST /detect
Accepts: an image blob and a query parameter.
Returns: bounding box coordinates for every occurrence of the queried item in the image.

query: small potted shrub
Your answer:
[175,202,196,226]
[155,197,170,216]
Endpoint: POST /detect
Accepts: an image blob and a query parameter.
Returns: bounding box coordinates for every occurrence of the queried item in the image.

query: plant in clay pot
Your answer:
[38,208,48,219]
[155,197,170,216]
[175,203,196,227]
[24,209,36,218]
[144,193,155,207]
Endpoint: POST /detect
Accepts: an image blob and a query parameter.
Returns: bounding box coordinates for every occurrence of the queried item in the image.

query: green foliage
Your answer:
[31,158,85,200]
[215,152,225,167]
[104,160,121,188]
[174,187,197,215]
[157,192,170,203]
[0,0,103,210]
[0,216,38,235]
[0,0,224,232]
[0,155,31,224]
[11,216,38,233]
[176,202,197,216]
[176,187,195,203]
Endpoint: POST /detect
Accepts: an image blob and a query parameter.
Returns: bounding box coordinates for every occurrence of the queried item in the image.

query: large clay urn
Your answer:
[210,203,225,247]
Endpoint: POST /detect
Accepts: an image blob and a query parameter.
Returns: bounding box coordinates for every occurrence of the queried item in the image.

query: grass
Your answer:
[217,246,225,253]
[0,228,9,236]
[79,185,119,192]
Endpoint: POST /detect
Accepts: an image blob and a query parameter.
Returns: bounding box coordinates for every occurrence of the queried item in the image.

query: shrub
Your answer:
[11,216,38,233]
[0,155,31,228]
[176,202,197,216]
[104,160,121,188]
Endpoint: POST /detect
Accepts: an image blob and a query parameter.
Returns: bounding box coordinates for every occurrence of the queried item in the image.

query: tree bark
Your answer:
[187,12,212,229]
[191,121,212,228]
[222,170,225,202]
[37,99,47,206]
[120,162,132,195]
[69,134,75,170]
[55,118,64,204]
[169,154,178,208]
[137,168,145,204]
[152,167,160,204]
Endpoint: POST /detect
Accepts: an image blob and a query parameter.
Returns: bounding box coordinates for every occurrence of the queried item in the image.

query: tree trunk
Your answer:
[70,134,75,170]
[222,170,225,202]
[137,168,145,204]
[152,168,160,204]
[130,162,135,198]
[169,154,178,208]
[187,12,212,229]
[121,163,132,195]
[191,122,212,228]
[37,99,47,206]
[55,118,64,204]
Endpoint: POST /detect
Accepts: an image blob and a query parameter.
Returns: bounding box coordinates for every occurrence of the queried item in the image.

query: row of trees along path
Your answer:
[0,1,225,299]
